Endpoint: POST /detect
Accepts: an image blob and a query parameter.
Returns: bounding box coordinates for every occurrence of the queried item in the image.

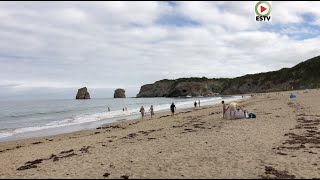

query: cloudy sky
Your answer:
[0,1,319,100]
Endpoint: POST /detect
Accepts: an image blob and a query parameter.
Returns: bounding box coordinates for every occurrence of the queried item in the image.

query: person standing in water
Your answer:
[139,106,145,119]
[170,103,176,116]
[194,101,197,108]
[149,105,155,119]
[198,100,200,107]
[108,107,110,112]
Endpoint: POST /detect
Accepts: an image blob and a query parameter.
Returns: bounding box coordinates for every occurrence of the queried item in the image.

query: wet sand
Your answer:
[0,89,319,178]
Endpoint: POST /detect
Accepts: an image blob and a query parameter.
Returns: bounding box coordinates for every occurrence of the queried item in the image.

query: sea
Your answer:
[0,95,245,142]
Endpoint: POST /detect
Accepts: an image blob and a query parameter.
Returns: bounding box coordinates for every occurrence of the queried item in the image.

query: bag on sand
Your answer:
[249,113,256,118]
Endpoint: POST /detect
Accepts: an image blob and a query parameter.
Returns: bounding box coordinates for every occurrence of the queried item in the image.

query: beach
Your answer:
[0,89,319,179]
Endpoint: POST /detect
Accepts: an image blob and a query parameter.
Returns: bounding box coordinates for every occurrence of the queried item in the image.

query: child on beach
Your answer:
[221,101,226,119]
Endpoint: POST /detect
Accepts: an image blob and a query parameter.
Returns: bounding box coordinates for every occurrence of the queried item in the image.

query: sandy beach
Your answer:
[0,89,319,179]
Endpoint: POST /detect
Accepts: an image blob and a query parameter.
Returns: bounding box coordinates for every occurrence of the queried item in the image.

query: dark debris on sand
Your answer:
[103,173,110,177]
[260,166,295,179]
[16,146,93,171]
[121,175,129,179]
[97,125,125,130]
[17,159,44,171]
[31,141,43,145]
[79,146,91,153]
[0,145,25,153]
[266,104,320,178]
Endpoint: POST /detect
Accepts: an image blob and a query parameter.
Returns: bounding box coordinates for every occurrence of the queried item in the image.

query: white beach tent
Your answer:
[224,108,245,120]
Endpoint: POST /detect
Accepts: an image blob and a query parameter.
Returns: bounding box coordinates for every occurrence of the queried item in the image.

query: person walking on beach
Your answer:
[149,105,155,119]
[139,106,145,119]
[194,101,197,108]
[170,103,176,116]
[221,101,226,119]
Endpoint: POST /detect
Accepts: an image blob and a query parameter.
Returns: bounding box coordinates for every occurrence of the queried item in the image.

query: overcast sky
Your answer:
[0,1,319,100]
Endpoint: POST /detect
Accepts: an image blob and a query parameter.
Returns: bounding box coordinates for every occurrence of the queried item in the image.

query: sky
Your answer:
[0,1,320,100]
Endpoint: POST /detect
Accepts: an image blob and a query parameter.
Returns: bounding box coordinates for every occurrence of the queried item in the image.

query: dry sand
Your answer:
[0,89,319,179]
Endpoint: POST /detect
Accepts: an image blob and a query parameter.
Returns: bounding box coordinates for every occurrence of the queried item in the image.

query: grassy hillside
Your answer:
[220,55,320,94]
[137,56,320,97]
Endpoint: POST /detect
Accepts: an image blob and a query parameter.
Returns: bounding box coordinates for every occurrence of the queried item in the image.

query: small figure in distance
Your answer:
[198,100,200,107]
[194,101,197,108]
[170,103,176,116]
[108,107,110,112]
[221,101,226,119]
[149,105,155,119]
[139,106,145,119]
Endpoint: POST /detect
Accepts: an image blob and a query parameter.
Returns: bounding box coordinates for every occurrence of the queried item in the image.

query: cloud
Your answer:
[0,82,21,88]
[0,1,319,99]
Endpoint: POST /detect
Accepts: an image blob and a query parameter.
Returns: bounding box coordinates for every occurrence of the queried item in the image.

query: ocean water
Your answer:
[0,96,245,142]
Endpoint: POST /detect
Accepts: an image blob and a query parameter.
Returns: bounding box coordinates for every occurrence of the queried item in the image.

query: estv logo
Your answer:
[255,1,272,21]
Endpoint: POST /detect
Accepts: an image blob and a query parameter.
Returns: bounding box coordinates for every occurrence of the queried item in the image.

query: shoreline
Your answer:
[0,99,237,145]
[0,95,246,143]
[0,89,319,178]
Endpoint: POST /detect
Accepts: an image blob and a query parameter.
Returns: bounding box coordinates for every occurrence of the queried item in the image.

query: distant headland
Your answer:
[136,56,320,97]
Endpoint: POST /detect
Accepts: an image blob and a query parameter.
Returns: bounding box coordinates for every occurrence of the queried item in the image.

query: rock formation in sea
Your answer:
[114,88,126,98]
[76,87,91,99]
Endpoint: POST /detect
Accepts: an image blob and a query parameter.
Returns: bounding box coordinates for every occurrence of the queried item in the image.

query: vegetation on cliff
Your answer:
[137,56,320,97]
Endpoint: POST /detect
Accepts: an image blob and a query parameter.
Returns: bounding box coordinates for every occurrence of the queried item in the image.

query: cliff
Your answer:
[136,56,320,97]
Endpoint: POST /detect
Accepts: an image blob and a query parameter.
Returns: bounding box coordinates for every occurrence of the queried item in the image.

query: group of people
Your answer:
[107,107,127,112]
[221,101,243,120]
[221,101,255,119]
[194,100,200,108]
[109,99,253,121]
[139,102,177,120]
[139,105,155,119]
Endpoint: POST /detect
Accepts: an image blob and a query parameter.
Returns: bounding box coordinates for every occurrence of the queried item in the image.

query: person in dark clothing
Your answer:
[194,101,197,108]
[170,103,176,116]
